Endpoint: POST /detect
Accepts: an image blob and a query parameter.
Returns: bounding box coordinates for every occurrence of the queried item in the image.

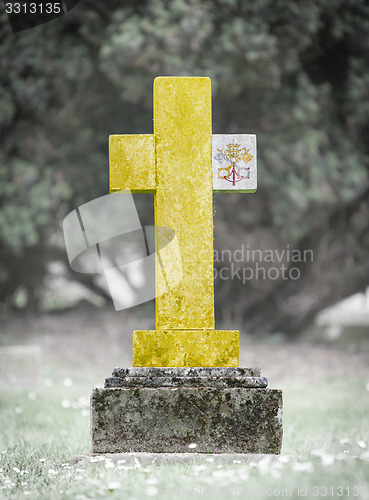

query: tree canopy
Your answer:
[1,0,369,334]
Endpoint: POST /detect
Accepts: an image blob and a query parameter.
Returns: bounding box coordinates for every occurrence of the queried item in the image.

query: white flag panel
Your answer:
[212,134,257,193]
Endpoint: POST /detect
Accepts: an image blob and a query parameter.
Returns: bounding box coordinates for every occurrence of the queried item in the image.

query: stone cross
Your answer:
[109,77,257,367]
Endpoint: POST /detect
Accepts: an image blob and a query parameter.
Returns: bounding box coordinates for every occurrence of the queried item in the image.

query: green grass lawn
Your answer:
[1,377,368,499]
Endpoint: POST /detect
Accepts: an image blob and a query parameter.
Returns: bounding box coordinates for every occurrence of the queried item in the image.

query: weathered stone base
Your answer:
[91,368,283,454]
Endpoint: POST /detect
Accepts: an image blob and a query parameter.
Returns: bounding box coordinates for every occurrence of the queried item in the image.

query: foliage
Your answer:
[0,0,369,332]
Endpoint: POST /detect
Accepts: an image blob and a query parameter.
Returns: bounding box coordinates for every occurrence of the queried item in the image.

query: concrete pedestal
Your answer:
[91,368,283,454]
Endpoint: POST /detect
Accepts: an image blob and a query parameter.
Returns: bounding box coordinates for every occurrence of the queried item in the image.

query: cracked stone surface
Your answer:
[91,371,283,454]
[106,367,267,389]
[105,375,268,389]
[112,367,261,377]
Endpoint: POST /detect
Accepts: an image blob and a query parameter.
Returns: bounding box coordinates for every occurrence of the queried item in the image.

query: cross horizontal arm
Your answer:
[109,134,156,193]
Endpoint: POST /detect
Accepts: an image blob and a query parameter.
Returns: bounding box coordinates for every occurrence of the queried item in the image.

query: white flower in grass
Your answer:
[256,455,272,474]
[117,459,126,464]
[117,465,130,470]
[61,400,70,409]
[27,392,37,400]
[335,453,349,460]
[4,477,14,488]
[48,469,58,477]
[88,479,100,486]
[212,469,227,478]
[108,482,121,491]
[238,468,249,481]
[146,477,158,485]
[311,449,325,457]
[13,467,20,474]
[358,440,367,449]
[200,474,213,485]
[193,464,207,472]
[81,410,89,417]
[271,468,281,479]
[146,486,158,496]
[24,491,31,496]
[44,378,53,387]
[104,462,114,469]
[272,461,283,470]
[292,462,314,472]
[206,457,214,463]
[339,438,349,444]
[213,469,238,481]
[78,396,89,407]
[321,454,335,466]
[89,458,99,463]
[188,443,197,449]
[366,382,369,391]
[15,407,22,414]
[63,378,73,387]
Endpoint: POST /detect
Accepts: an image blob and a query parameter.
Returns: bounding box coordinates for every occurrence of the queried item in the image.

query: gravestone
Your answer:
[91,77,283,453]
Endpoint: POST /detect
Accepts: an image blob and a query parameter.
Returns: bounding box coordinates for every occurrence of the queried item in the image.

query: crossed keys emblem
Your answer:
[216,139,254,186]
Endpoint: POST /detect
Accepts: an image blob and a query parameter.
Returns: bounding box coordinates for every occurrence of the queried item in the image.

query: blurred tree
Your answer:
[0,0,368,334]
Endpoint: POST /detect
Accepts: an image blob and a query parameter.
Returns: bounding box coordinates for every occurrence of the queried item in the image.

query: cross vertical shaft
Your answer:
[154,77,214,330]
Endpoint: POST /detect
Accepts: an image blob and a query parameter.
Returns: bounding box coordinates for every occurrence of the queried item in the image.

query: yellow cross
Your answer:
[109,77,254,367]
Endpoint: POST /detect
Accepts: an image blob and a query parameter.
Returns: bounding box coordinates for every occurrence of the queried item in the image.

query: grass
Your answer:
[0,377,369,499]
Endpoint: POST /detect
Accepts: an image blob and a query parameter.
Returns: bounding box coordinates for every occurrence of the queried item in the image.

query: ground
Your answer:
[0,305,369,499]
